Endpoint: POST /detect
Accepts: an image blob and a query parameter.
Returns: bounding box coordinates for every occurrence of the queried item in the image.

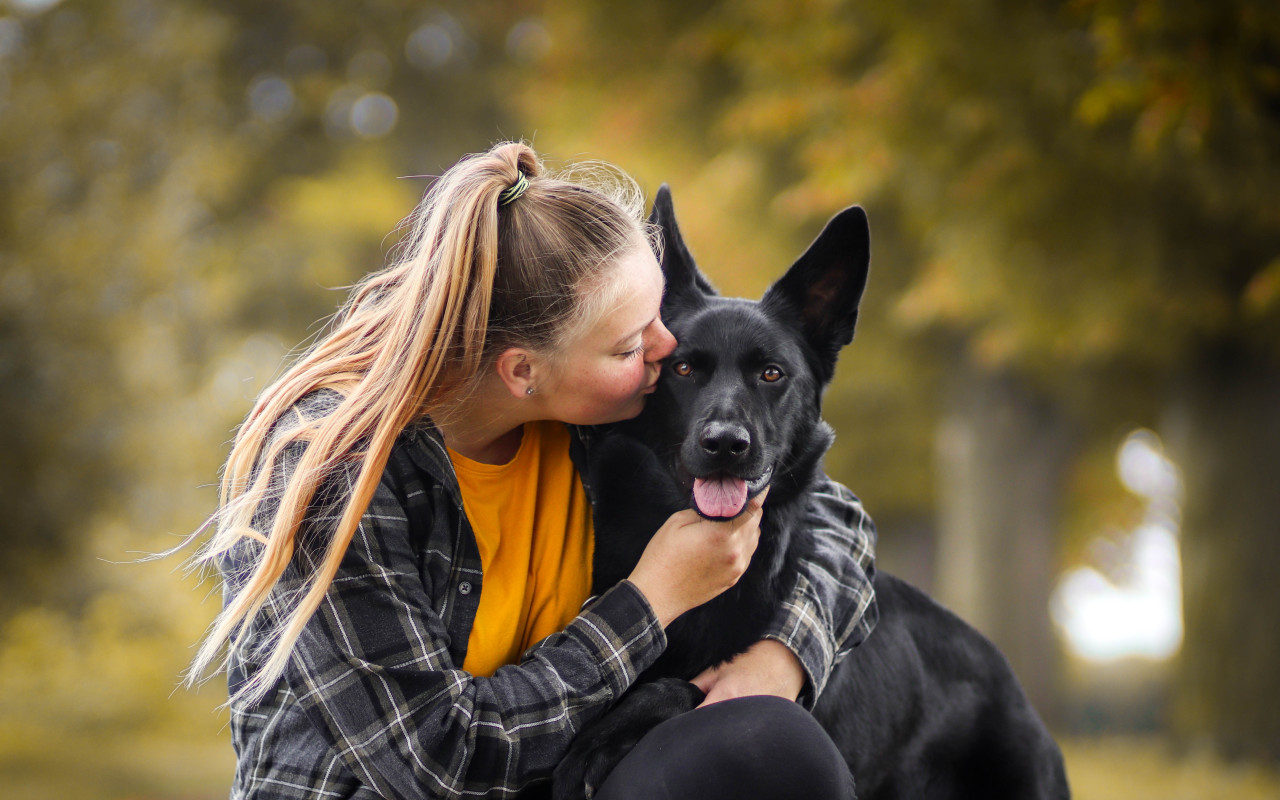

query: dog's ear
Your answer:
[761,206,871,372]
[649,185,717,308]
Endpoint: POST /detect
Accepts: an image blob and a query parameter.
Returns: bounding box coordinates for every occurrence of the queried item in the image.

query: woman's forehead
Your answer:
[609,249,663,319]
[581,247,664,343]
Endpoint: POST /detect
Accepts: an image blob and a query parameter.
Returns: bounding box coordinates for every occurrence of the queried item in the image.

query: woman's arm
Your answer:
[274,473,668,800]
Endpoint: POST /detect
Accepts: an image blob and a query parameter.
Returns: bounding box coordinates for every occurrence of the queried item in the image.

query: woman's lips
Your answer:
[643,366,661,393]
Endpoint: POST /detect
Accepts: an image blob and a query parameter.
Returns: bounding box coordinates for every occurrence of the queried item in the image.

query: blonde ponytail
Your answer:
[187,142,647,705]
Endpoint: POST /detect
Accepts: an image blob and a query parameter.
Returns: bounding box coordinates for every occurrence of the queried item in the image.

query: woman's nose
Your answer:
[646,319,677,362]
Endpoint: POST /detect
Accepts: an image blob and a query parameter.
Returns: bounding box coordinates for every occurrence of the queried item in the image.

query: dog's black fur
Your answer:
[552,188,1070,800]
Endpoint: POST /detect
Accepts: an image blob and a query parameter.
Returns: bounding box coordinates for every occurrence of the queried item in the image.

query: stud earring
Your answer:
[526,386,535,396]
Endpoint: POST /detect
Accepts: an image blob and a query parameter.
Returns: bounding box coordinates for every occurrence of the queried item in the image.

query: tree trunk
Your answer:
[1166,345,1280,763]
[934,358,1072,726]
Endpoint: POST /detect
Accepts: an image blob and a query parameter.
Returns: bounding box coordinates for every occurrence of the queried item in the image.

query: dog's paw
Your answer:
[552,727,643,800]
[552,679,704,800]
[550,742,592,800]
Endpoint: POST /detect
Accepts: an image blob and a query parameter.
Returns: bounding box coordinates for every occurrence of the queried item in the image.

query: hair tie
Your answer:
[499,172,530,207]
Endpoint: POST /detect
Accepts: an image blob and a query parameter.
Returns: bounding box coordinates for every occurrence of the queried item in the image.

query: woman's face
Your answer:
[540,244,677,426]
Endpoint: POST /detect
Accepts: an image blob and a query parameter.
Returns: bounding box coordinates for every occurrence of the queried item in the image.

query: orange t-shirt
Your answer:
[447,421,595,677]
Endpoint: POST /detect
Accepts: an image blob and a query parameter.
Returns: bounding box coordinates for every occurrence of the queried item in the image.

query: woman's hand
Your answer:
[627,490,767,627]
[690,638,806,706]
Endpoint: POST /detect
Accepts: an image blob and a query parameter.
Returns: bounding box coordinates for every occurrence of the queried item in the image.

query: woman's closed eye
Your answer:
[617,345,644,360]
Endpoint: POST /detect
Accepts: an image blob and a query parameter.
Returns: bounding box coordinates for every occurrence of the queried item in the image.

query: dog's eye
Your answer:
[761,366,783,382]
[672,361,693,377]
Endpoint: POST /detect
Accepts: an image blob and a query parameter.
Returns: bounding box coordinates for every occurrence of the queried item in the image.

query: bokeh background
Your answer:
[2,0,1278,797]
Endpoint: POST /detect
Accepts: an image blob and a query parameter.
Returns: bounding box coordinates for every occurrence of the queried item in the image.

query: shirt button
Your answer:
[458,581,473,595]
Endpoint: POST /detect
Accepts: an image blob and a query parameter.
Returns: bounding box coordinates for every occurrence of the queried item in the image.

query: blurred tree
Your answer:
[1067,0,1280,761]
[0,0,533,610]
[0,0,264,611]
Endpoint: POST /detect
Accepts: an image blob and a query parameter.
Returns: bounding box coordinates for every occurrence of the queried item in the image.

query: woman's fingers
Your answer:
[627,485,772,627]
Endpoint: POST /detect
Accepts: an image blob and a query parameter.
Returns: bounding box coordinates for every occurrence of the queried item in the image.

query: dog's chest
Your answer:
[644,524,798,679]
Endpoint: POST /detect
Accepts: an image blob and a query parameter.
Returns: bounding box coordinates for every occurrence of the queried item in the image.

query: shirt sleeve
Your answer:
[761,476,878,708]
[283,469,667,800]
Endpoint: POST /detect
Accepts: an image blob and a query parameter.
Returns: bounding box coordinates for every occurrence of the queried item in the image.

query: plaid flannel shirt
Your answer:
[222,392,877,799]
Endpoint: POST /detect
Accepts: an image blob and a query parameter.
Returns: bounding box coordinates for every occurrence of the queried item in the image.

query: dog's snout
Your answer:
[699,421,751,459]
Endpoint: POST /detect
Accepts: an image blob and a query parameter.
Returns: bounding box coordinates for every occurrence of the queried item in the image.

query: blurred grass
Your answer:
[3,733,1278,799]
[1,729,233,800]
[1061,737,1280,799]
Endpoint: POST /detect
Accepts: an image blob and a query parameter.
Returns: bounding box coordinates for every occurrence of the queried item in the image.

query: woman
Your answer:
[189,142,877,799]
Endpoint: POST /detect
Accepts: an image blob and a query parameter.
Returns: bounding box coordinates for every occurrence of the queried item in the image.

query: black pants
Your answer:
[594,695,856,800]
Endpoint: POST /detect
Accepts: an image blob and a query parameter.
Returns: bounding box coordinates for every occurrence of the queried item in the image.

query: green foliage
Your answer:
[0,0,537,603]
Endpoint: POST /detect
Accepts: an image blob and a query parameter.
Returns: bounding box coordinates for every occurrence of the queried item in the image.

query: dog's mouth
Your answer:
[690,465,774,520]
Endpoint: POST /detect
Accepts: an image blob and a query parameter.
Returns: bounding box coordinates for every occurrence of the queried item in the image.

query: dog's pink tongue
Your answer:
[693,475,749,518]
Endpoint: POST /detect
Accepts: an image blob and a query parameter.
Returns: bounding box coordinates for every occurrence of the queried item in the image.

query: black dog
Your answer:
[553,188,1070,800]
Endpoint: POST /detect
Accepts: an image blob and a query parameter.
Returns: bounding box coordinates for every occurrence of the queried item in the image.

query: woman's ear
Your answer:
[495,346,538,399]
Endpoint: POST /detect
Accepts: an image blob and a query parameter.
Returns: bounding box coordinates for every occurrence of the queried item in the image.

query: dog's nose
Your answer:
[699,421,751,459]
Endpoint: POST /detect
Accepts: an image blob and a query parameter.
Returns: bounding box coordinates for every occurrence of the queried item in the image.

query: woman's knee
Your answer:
[596,695,854,800]
[704,696,850,785]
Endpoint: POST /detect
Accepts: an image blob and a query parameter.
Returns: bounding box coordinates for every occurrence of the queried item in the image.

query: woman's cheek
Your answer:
[592,358,646,406]
[623,360,649,393]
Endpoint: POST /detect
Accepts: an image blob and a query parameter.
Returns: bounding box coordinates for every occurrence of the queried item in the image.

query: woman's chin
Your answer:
[607,398,646,423]
[562,396,647,427]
